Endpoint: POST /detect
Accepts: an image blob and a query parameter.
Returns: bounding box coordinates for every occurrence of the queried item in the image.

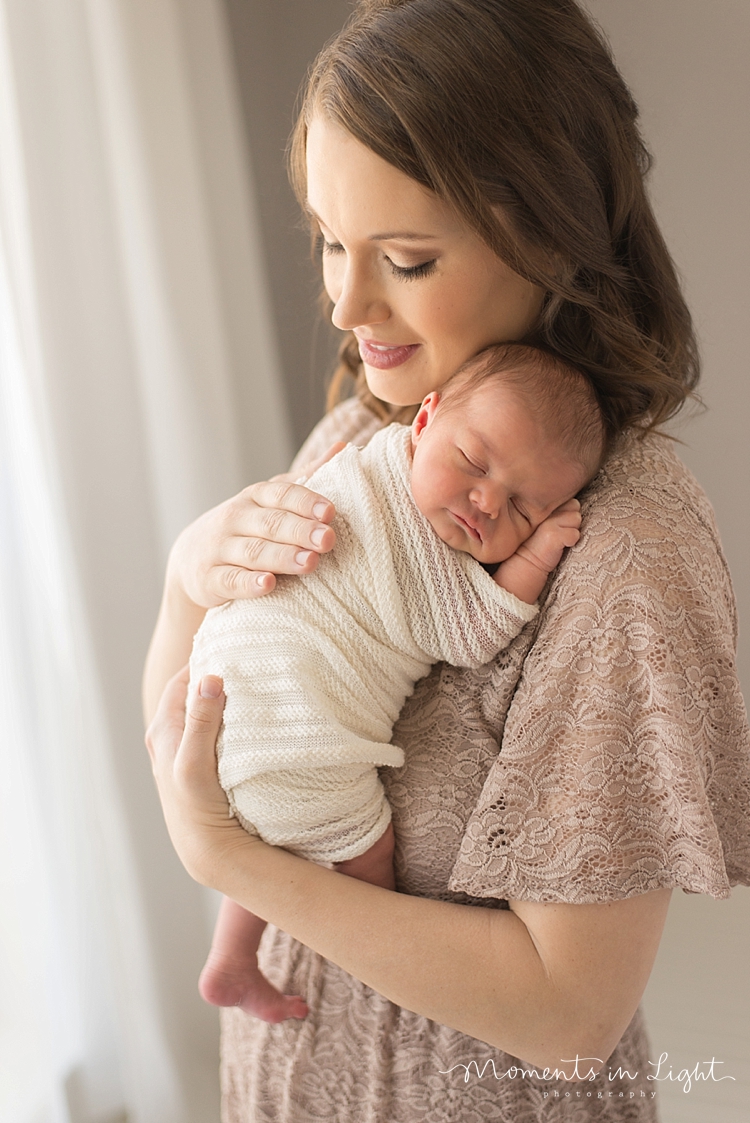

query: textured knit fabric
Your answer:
[219,396,750,1123]
[190,424,536,864]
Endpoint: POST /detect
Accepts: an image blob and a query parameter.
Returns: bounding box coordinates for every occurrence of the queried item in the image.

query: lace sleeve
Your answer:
[449,434,750,903]
[289,398,383,473]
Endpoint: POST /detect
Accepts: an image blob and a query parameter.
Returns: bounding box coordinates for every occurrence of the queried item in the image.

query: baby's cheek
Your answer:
[409,471,435,525]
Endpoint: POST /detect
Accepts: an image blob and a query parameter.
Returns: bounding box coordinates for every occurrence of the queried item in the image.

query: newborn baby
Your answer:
[190,342,604,1022]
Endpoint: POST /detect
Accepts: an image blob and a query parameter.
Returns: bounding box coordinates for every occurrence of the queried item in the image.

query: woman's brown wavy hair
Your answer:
[289,0,700,437]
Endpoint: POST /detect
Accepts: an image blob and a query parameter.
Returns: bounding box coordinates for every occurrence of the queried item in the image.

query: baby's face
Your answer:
[410,381,587,565]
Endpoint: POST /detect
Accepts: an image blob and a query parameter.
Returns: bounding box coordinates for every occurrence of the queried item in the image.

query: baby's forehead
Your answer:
[443,377,540,442]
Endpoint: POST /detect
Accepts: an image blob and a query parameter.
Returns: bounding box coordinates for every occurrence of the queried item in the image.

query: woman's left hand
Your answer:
[144,676,672,1071]
[145,668,254,886]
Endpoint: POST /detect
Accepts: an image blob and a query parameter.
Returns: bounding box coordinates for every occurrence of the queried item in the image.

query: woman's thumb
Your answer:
[199,675,223,700]
[184,675,225,743]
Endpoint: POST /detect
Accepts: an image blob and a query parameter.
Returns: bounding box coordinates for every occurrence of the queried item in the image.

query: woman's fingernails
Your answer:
[313,502,329,519]
[199,676,223,699]
[296,550,313,566]
[256,573,271,587]
[310,526,327,547]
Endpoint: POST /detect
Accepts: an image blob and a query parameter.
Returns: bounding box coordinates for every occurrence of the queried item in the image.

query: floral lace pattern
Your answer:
[450,433,750,902]
[220,398,750,1122]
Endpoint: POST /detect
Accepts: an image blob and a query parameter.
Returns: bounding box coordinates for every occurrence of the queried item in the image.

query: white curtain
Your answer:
[0,1,291,1120]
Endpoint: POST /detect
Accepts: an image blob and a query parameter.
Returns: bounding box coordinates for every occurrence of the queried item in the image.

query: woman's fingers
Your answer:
[145,664,225,791]
[167,475,338,610]
[203,566,279,602]
[234,499,336,554]
[145,667,247,886]
[179,674,227,787]
[238,478,335,527]
[199,483,337,602]
[145,664,191,769]
[203,536,334,603]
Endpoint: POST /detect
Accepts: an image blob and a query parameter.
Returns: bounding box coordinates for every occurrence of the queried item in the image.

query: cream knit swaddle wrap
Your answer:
[189,424,537,863]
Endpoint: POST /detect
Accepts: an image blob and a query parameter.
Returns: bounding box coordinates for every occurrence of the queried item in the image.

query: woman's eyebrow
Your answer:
[367,231,439,242]
[304,205,438,243]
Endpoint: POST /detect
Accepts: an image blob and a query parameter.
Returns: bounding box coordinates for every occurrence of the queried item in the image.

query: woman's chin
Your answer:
[363,362,435,409]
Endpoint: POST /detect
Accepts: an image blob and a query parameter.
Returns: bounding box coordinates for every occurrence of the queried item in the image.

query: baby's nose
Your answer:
[470,484,501,519]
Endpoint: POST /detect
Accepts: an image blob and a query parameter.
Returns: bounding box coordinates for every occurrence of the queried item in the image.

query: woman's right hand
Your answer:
[166,443,345,609]
[144,441,344,723]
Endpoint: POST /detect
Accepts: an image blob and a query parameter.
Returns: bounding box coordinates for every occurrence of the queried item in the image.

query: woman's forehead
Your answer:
[305,116,461,239]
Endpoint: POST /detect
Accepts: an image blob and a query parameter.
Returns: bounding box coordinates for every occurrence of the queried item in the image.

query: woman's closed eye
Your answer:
[320,237,344,257]
[319,237,436,282]
[386,257,437,281]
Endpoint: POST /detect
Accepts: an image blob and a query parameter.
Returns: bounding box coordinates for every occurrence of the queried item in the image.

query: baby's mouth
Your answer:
[449,510,483,543]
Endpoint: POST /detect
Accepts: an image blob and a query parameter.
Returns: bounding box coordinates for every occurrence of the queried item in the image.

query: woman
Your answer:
[144,1,750,1119]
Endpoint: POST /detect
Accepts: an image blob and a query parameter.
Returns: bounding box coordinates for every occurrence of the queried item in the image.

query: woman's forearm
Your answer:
[211,836,669,1073]
[148,671,670,1075]
[142,582,207,724]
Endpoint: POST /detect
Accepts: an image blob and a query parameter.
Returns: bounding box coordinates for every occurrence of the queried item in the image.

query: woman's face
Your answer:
[305,116,545,406]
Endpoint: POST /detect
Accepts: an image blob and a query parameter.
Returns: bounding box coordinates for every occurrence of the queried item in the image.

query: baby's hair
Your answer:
[438,344,606,481]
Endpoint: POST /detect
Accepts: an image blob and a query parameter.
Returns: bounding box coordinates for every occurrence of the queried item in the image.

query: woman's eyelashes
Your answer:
[319,237,343,257]
[387,258,437,281]
[318,237,437,281]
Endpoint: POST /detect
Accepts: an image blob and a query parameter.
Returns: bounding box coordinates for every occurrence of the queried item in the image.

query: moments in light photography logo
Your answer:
[440,1052,736,1099]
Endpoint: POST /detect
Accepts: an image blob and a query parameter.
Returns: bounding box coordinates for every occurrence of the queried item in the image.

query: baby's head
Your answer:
[410,344,605,566]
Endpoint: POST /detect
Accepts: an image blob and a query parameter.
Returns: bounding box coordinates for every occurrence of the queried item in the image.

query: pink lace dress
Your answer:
[220,399,750,1122]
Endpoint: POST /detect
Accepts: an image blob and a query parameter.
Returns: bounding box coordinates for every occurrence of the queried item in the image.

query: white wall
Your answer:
[584,4,750,1121]
[220,0,352,447]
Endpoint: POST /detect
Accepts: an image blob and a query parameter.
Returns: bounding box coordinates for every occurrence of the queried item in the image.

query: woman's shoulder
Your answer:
[447,430,750,904]
[583,429,721,540]
[570,429,736,633]
[290,398,385,473]
[588,429,721,530]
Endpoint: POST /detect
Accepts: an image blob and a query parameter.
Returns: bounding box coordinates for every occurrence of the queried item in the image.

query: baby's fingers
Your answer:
[546,497,582,530]
[552,510,582,531]
[557,526,582,548]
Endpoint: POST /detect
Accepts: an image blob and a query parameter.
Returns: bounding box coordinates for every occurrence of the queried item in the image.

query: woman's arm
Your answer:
[147,669,671,1074]
[142,448,344,724]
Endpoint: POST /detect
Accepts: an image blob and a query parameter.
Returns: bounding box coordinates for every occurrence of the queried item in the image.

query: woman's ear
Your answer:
[411,392,441,448]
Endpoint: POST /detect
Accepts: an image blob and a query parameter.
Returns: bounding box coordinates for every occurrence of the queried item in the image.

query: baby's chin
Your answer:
[462,543,507,567]
[430,517,506,567]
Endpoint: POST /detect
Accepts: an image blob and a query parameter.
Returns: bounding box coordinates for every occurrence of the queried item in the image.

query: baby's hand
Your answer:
[516,498,582,575]
[493,498,581,605]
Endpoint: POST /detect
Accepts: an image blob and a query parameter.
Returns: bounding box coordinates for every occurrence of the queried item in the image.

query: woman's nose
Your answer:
[329,261,389,332]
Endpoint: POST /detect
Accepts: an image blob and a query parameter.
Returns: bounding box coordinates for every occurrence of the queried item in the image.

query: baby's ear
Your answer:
[411,392,441,447]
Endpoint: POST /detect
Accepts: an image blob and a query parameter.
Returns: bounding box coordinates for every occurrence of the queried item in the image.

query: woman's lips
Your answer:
[356,338,420,370]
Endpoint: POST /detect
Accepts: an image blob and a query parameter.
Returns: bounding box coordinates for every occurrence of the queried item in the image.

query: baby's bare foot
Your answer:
[199,951,308,1023]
